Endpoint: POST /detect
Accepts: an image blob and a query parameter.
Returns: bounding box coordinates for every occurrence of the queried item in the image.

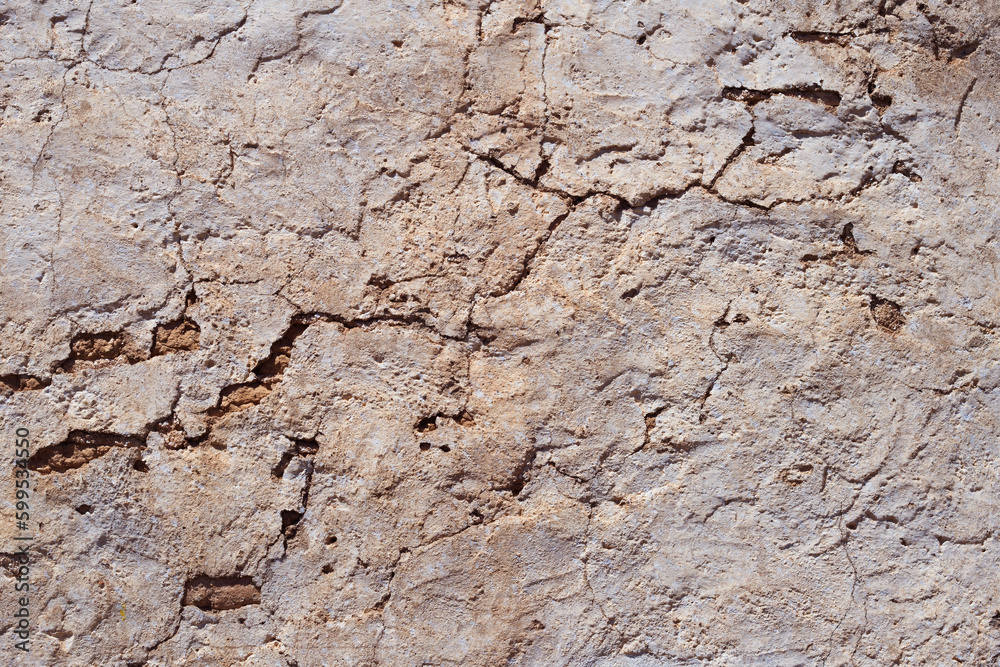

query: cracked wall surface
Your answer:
[1,0,999,664]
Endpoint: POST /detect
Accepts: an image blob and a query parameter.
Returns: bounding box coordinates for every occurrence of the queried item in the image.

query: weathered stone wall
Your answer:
[1,0,999,664]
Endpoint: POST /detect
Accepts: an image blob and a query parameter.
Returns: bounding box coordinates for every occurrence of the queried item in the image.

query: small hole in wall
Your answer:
[440,445,451,453]
[76,504,93,515]
[419,442,431,451]
[870,296,905,333]
[415,416,437,432]
[846,520,858,530]
[322,564,334,574]
[637,34,646,45]
[281,510,304,536]
[326,535,337,545]
[133,459,149,472]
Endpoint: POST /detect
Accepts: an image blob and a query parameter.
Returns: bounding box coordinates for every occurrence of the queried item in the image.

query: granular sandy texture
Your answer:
[1,0,999,665]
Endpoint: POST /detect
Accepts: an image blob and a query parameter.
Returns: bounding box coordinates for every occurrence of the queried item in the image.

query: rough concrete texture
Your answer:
[1,0,999,665]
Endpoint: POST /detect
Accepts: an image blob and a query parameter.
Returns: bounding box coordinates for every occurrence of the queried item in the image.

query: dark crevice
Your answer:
[30,430,144,474]
[278,439,317,541]
[281,509,303,534]
[954,78,977,129]
[250,47,298,78]
[182,576,260,610]
[152,292,201,356]
[789,31,853,45]
[949,40,980,60]
[868,77,892,115]
[845,168,879,199]
[0,374,51,393]
[511,14,545,33]
[722,88,770,106]
[415,415,438,433]
[211,314,320,416]
[60,330,148,372]
[722,86,841,110]
[272,438,319,479]
[802,223,873,264]
[533,154,551,185]
[367,273,395,290]
[713,304,732,329]
[478,152,549,195]
[871,91,892,113]
[545,460,588,485]
[840,223,873,257]
[413,410,475,434]
[698,367,727,414]
[272,449,295,478]
[892,160,922,182]
[371,589,392,612]
[638,405,668,453]
[414,411,474,455]
[296,438,319,456]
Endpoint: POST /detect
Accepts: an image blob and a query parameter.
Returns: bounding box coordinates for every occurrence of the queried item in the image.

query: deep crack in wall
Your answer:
[1,0,999,665]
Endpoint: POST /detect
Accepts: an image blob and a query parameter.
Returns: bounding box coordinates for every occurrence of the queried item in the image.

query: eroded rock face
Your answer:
[1,0,999,665]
